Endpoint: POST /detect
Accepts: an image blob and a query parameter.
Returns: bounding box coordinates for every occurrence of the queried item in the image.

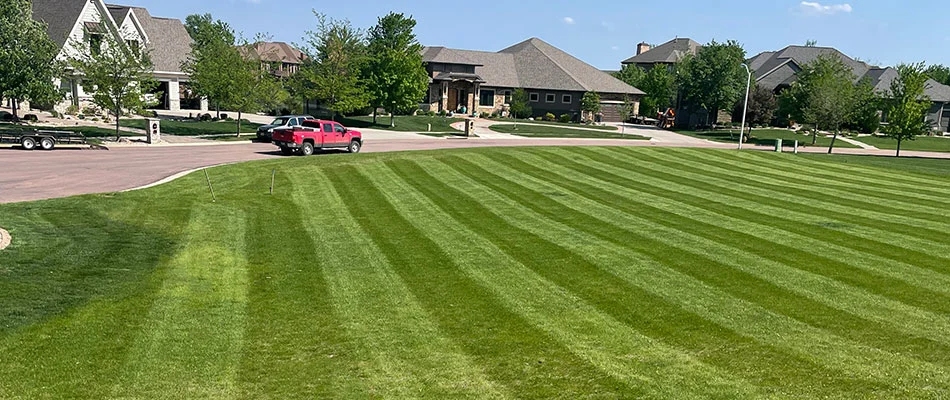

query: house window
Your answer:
[90,34,103,56]
[562,94,572,104]
[503,90,512,103]
[529,93,539,102]
[432,63,444,72]
[126,40,139,53]
[479,90,495,107]
[545,94,556,103]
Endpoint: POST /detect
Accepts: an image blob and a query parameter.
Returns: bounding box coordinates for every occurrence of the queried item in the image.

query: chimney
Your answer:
[637,42,651,55]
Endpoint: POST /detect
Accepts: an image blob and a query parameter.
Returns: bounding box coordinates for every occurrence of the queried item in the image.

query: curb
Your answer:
[0,228,10,251]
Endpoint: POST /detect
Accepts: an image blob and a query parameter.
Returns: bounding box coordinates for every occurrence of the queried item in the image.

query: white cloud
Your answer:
[799,1,852,15]
[563,17,575,25]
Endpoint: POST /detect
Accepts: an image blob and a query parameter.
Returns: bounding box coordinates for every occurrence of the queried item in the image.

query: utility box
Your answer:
[146,118,161,144]
[464,120,474,137]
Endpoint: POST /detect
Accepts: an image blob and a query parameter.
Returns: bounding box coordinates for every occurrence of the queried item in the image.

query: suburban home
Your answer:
[241,41,307,79]
[421,38,644,122]
[749,45,950,133]
[621,38,701,71]
[31,0,203,112]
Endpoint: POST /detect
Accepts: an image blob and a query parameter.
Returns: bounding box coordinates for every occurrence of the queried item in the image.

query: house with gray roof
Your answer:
[621,38,701,71]
[31,0,201,112]
[241,42,307,79]
[750,45,950,133]
[421,38,644,122]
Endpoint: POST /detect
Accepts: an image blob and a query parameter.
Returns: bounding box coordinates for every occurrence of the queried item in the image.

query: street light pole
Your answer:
[739,63,752,150]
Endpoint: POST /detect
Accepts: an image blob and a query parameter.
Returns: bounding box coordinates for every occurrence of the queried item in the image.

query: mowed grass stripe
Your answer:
[114,204,248,398]
[696,150,950,212]
[680,150,950,222]
[746,149,950,192]
[235,170,367,398]
[605,147,950,252]
[325,165,634,398]
[494,149,950,317]
[290,168,507,398]
[447,153,950,387]
[520,149,950,349]
[576,148,950,283]
[359,162,757,399]
[403,157,895,398]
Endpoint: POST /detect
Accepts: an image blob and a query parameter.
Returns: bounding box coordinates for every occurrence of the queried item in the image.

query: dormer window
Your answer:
[90,34,103,56]
[126,40,139,53]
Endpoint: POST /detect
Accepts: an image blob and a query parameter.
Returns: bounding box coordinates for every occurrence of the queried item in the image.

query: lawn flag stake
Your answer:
[205,169,217,202]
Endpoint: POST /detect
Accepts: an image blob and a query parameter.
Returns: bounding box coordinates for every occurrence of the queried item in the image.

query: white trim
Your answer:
[562,94,573,104]
[125,9,150,44]
[529,93,540,102]
[545,93,556,103]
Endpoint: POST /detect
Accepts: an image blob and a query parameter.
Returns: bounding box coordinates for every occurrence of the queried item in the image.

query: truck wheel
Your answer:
[347,140,361,154]
[280,146,295,156]
[300,142,315,156]
[40,137,55,150]
[20,137,36,150]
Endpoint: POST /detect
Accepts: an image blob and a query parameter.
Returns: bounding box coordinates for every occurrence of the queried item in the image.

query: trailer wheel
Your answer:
[20,137,36,150]
[40,137,55,150]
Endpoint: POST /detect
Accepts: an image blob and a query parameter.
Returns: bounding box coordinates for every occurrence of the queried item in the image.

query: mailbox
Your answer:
[146,118,161,144]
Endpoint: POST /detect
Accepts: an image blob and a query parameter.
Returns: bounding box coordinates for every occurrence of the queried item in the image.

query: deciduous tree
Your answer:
[0,0,63,121]
[70,31,156,139]
[298,12,369,120]
[509,88,531,119]
[676,40,746,126]
[364,12,428,126]
[882,63,933,157]
[779,54,856,151]
[581,92,601,121]
[182,14,237,119]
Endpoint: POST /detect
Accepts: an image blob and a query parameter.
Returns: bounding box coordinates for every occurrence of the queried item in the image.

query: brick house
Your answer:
[421,38,643,122]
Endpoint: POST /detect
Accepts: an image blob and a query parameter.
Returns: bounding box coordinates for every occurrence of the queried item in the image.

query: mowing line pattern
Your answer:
[1,147,949,398]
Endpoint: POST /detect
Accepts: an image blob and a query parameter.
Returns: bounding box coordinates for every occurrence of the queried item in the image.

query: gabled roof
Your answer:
[750,45,950,102]
[423,38,643,95]
[124,7,192,74]
[31,0,101,48]
[621,38,701,65]
[242,42,306,65]
[106,5,149,43]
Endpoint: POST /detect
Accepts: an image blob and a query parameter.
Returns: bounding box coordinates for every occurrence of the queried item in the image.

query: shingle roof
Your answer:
[750,45,950,102]
[621,38,701,65]
[423,38,643,95]
[421,47,482,66]
[31,0,87,48]
[106,5,130,27]
[242,42,306,65]
[125,7,192,74]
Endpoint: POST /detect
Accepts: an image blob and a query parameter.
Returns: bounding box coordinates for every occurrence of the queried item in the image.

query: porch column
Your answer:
[440,81,448,112]
[200,97,209,112]
[168,79,181,111]
[473,82,480,114]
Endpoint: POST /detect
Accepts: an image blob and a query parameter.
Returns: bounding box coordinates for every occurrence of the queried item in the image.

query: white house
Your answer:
[31,0,205,112]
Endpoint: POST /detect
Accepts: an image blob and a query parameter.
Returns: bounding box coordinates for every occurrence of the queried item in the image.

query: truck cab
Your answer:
[271,119,363,156]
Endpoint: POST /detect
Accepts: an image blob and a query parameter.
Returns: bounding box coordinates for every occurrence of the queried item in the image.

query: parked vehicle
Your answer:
[0,129,86,150]
[256,115,314,141]
[271,119,363,156]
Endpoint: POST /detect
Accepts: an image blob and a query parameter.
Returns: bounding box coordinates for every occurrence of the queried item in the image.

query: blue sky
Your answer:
[125,0,947,69]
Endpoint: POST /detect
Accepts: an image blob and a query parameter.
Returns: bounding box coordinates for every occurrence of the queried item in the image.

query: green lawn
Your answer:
[854,134,950,153]
[2,147,950,398]
[340,115,464,132]
[490,124,648,139]
[491,118,619,131]
[677,128,859,149]
[118,119,262,136]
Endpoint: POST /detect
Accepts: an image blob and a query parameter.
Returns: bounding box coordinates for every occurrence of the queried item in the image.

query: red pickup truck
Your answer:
[271,119,363,156]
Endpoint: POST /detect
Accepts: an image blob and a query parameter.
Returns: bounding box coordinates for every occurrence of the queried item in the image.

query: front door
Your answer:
[447,88,458,111]
[456,89,468,113]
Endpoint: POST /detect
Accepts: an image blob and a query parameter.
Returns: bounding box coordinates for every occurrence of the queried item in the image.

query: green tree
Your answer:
[733,85,777,126]
[70,31,156,139]
[0,0,63,120]
[298,12,369,119]
[581,92,601,121]
[676,40,747,126]
[779,54,856,151]
[849,78,882,134]
[613,64,645,87]
[617,96,635,133]
[924,64,950,86]
[882,63,933,157]
[182,14,237,119]
[509,88,531,118]
[222,37,289,136]
[638,66,676,116]
[364,12,428,126]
